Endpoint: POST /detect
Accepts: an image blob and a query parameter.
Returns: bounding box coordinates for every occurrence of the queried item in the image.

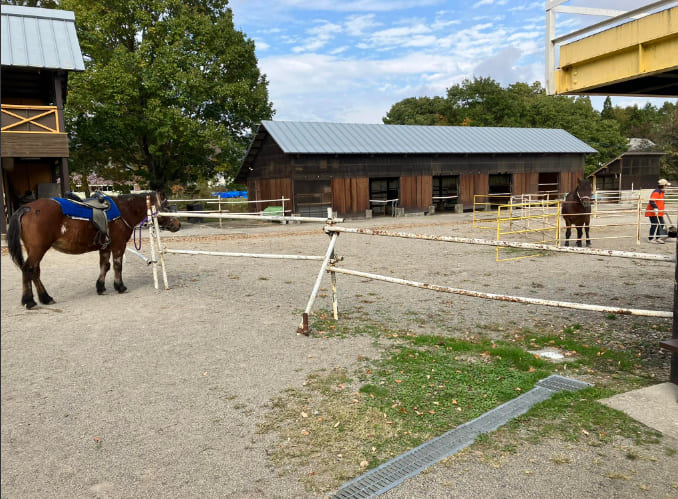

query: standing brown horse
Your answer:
[561,178,592,247]
[7,192,180,309]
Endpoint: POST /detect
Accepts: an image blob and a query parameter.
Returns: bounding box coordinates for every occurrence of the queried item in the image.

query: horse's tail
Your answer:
[7,207,28,268]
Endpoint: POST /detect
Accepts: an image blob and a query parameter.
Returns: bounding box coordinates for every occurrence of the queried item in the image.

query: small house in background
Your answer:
[588,138,666,192]
[69,173,141,197]
[0,5,85,233]
[235,121,597,218]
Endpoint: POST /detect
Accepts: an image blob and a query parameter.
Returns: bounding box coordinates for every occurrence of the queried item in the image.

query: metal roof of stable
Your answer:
[257,120,597,155]
[1,5,85,71]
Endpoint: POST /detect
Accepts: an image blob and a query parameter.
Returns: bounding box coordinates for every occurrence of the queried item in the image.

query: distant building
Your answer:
[70,173,140,196]
[235,121,597,217]
[588,138,666,191]
[0,5,85,232]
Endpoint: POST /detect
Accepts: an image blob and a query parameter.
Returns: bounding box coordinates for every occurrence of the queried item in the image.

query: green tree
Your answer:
[655,104,678,179]
[61,0,273,190]
[445,76,522,126]
[601,96,614,120]
[383,96,450,125]
[524,94,626,174]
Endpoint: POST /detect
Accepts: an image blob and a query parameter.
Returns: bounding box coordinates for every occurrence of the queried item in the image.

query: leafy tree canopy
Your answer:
[48,0,274,190]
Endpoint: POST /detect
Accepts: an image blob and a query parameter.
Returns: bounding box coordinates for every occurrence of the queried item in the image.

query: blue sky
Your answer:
[228,0,677,124]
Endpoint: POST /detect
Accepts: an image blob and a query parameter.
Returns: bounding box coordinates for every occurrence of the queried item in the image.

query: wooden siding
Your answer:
[512,172,539,196]
[460,173,489,206]
[248,178,292,211]
[287,154,585,181]
[400,175,432,210]
[560,171,580,193]
[332,177,369,216]
[1,132,68,157]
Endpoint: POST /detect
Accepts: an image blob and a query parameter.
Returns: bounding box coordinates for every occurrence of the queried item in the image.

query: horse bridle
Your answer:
[576,189,591,205]
[118,192,161,231]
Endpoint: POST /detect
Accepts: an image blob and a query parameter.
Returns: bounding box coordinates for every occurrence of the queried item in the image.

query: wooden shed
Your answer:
[587,138,665,192]
[0,5,85,233]
[235,121,597,218]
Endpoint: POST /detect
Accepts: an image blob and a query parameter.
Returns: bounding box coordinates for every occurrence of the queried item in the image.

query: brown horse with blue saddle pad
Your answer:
[7,191,180,309]
[561,178,593,247]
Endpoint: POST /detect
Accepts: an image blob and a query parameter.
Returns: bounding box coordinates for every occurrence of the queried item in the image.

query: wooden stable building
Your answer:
[0,5,85,233]
[587,138,665,192]
[235,121,597,217]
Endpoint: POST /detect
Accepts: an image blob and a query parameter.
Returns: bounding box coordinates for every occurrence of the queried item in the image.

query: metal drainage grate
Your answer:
[333,375,592,499]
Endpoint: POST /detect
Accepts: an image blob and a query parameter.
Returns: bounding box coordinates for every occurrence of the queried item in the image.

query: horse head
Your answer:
[576,179,593,209]
[152,191,181,232]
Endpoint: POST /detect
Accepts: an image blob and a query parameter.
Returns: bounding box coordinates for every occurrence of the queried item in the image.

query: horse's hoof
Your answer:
[96,280,106,295]
[586,242,592,247]
[576,242,582,248]
[38,293,55,305]
[564,242,569,247]
[114,282,127,294]
[22,298,37,309]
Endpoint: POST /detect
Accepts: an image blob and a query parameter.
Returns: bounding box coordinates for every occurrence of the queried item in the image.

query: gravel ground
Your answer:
[2,211,677,497]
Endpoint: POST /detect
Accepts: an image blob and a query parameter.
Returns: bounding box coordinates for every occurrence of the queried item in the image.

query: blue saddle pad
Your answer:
[52,196,121,221]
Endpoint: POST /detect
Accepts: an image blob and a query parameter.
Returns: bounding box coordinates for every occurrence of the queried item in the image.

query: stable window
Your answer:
[432,175,459,211]
[294,180,331,217]
[488,173,512,205]
[369,178,400,215]
[538,172,559,197]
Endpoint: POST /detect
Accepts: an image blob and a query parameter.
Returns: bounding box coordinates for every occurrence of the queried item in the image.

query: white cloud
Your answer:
[254,39,270,51]
[345,14,381,36]
[292,21,343,53]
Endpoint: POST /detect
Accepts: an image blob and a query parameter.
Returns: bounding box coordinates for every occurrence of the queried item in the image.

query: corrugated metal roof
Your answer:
[260,120,598,155]
[1,5,85,71]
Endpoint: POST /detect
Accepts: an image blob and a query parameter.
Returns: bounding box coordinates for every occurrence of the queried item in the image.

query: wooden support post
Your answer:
[146,197,159,290]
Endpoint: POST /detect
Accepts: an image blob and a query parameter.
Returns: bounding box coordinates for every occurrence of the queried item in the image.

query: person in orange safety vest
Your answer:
[645,178,671,243]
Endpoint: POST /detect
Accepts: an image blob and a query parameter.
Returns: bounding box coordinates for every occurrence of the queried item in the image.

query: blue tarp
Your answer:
[212,191,248,198]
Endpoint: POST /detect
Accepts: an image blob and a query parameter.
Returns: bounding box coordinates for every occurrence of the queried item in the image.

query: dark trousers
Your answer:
[648,215,665,239]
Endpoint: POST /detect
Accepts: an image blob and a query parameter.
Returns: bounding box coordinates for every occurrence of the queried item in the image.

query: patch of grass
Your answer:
[261,315,664,493]
[309,310,386,340]
[501,388,662,446]
[359,344,551,440]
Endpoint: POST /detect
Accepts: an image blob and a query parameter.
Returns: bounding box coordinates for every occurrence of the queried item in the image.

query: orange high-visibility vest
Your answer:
[645,189,665,217]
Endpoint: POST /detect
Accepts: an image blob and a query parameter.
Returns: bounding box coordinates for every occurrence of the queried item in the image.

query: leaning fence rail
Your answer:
[295,225,674,334]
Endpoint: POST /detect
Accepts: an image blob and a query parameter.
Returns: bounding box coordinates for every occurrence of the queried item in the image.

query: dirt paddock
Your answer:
[2,212,677,497]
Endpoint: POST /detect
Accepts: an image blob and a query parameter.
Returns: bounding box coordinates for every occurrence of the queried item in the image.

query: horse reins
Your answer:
[129,194,164,250]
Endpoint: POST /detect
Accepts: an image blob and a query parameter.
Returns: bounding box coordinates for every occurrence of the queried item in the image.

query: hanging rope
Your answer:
[134,216,148,250]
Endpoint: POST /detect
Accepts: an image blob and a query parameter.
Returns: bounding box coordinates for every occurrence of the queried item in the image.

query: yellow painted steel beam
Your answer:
[556,6,678,95]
